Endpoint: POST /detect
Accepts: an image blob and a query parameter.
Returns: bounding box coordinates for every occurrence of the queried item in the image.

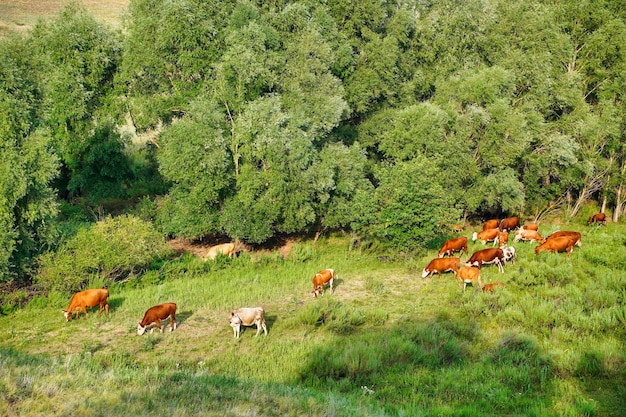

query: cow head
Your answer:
[137,323,147,336]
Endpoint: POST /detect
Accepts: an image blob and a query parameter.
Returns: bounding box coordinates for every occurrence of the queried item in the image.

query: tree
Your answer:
[0,35,59,282]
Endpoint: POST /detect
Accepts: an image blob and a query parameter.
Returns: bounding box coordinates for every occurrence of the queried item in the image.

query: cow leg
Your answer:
[329,277,334,294]
[82,307,88,320]
[154,320,162,333]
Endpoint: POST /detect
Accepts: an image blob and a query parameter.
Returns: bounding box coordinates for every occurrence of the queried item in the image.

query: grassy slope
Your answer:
[1,223,625,416]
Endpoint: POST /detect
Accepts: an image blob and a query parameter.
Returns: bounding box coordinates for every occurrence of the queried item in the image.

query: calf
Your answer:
[137,303,177,335]
[502,246,516,264]
[499,216,520,232]
[421,257,460,278]
[496,231,509,247]
[482,282,505,293]
[472,228,500,245]
[438,236,468,257]
[312,269,335,298]
[456,266,482,292]
[230,307,267,338]
[535,236,575,257]
[513,229,543,243]
[63,288,109,322]
[587,213,606,226]
[466,248,505,273]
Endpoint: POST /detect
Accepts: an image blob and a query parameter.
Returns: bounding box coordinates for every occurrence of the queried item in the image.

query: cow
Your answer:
[421,257,460,278]
[63,288,109,322]
[466,248,505,273]
[544,231,582,248]
[535,236,576,257]
[587,213,606,226]
[482,282,505,293]
[456,266,482,292]
[499,216,520,232]
[438,236,468,258]
[472,228,500,245]
[502,246,516,264]
[521,223,539,231]
[312,269,335,298]
[137,303,177,335]
[513,229,543,243]
[496,231,509,248]
[482,219,500,231]
[229,307,267,338]
[203,242,242,261]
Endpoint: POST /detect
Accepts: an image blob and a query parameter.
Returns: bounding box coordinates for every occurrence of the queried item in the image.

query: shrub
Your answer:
[35,215,172,292]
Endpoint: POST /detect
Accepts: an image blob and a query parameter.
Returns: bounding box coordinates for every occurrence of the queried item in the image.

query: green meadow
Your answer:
[1,221,625,416]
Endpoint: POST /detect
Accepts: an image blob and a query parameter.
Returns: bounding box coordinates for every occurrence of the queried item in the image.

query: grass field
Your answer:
[0,0,128,35]
[1,221,625,416]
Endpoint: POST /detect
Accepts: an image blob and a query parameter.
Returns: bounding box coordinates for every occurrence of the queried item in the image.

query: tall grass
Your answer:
[1,227,625,416]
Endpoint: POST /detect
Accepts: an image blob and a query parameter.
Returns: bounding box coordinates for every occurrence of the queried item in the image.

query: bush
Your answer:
[35,215,172,292]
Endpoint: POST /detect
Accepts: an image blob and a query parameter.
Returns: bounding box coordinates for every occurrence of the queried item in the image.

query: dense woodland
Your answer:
[1,0,625,286]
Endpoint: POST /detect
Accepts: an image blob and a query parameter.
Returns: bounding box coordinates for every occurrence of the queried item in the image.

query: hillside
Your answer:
[1,223,625,416]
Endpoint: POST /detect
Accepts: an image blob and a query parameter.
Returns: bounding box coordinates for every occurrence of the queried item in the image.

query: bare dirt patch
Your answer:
[166,235,299,260]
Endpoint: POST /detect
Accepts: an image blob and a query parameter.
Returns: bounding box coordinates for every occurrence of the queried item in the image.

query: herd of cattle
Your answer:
[61,214,606,336]
[62,267,338,338]
[422,213,606,292]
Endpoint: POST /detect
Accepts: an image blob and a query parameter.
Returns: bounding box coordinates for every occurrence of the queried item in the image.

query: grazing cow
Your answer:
[496,231,509,248]
[438,236,468,258]
[137,303,177,335]
[482,282,505,293]
[587,213,607,226]
[499,217,520,232]
[312,269,336,298]
[544,230,582,247]
[450,224,464,233]
[535,236,576,257]
[472,228,500,245]
[466,248,505,273]
[456,266,482,292]
[502,246,516,264]
[229,307,267,338]
[513,229,543,243]
[63,288,109,322]
[521,223,539,231]
[482,219,500,231]
[421,257,460,278]
[203,242,242,261]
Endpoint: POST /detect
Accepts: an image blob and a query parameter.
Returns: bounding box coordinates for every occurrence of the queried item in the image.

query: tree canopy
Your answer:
[1,0,625,283]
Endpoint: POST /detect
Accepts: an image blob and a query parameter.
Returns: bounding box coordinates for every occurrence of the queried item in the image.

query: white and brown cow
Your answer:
[137,303,177,335]
[229,307,267,338]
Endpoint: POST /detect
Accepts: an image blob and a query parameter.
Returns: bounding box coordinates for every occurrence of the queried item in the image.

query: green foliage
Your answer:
[35,215,172,292]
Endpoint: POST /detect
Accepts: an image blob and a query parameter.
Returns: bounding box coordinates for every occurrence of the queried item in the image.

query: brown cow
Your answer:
[422,257,460,278]
[456,266,482,292]
[466,248,505,273]
[587,213,606,226]
[535,236,576,257]
[229,307,267,338]
[513,229,543,243]
[544,231,582,248]
[438,236,468,258]
[472,228,500,245]
[496,231,509,247]
[499,217,520,232]
[482,282,505,293]
[521,223,539,231]
[482,219,500,231]
[63,288,109,322]
[137,303,177,335]
[312,269,335,298]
